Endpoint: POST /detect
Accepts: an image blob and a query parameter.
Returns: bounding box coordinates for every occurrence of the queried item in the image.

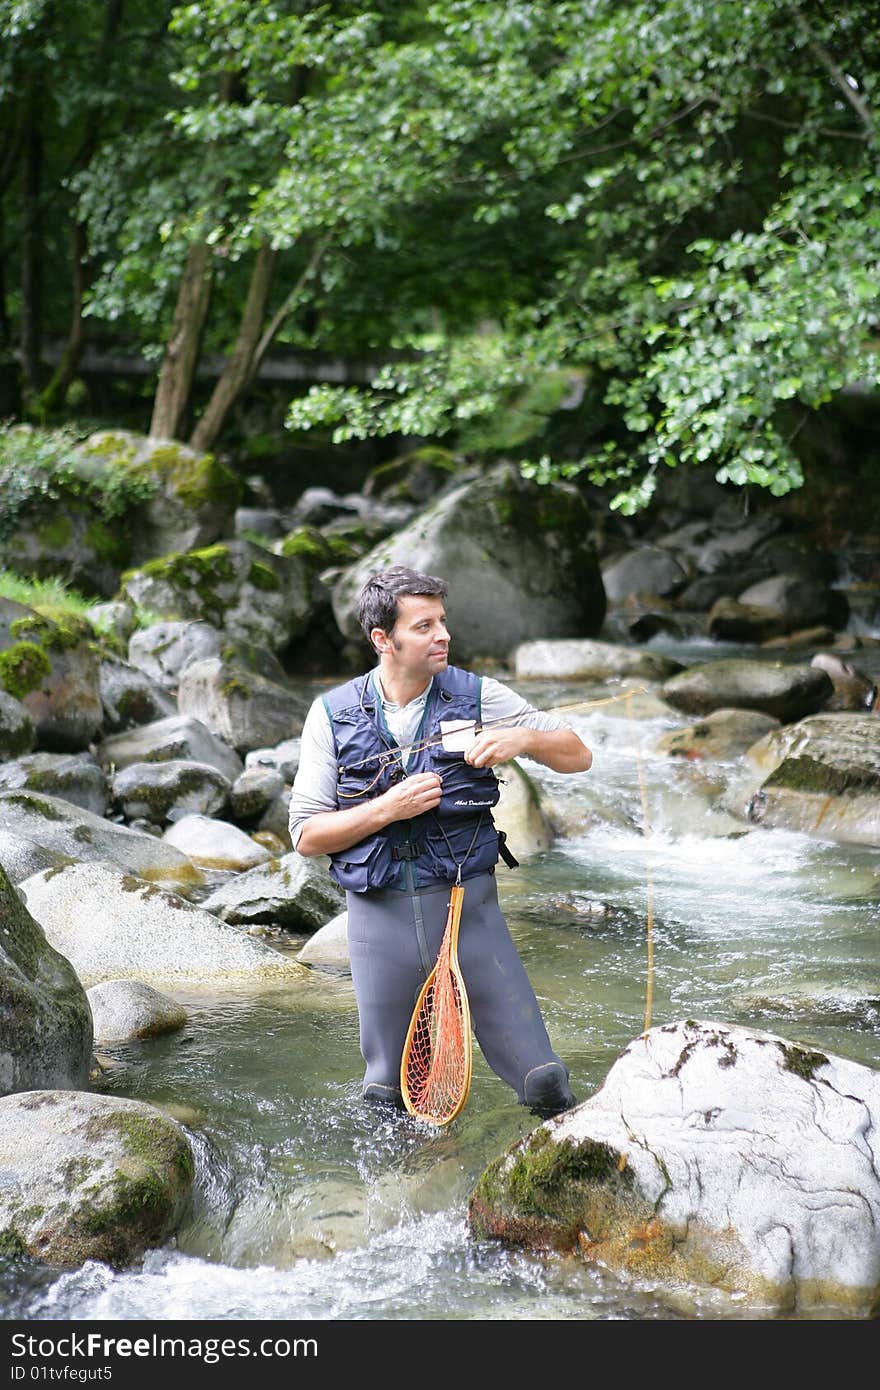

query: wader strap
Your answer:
[497,830,520,869]
[411,891,433,976]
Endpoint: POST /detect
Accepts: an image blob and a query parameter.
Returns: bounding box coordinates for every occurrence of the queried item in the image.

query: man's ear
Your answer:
[370,627,388,653]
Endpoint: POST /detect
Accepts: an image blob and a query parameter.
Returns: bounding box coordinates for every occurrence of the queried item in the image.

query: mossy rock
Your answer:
[0,1091,193,1268]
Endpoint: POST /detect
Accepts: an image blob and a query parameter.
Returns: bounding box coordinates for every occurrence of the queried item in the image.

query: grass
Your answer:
[0,570,163,640]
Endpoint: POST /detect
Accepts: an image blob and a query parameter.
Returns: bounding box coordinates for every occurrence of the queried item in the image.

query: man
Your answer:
[289,565,593,1116]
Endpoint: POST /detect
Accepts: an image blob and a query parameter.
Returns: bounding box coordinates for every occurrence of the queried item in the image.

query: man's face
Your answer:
[373,595,450,676]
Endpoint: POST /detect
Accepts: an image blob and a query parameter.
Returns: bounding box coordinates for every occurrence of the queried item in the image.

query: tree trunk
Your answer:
[149,241,214,440]
[19,79,43,405]
[189,243,277,452]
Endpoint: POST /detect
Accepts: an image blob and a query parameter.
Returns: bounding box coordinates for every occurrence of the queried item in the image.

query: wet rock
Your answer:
[176,657,308,754]
[99,654,177,732]
[0,864,91,1095]
[515,638,681,682]
[0,790,203,889]
[98,714,244,784]
[332,463,605,665]
[0,1090,193,1268]
[111,759,230,825]
[810,652,877,712]
[662,658,833,723]
[0,751,109,817]
[127,620,223,691]
[162,814,273,870]
[86,980,188,1042]
[469,1018,880,1319]
[201,852,344,932]
[18,860,302,987]
[654,709,781,762]
[297,911,350,971]
[601,546,689,602]
[0,690,34,762]
[746,713,880,848]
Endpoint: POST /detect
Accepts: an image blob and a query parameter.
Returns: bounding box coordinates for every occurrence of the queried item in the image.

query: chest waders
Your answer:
[327,668,576,1117]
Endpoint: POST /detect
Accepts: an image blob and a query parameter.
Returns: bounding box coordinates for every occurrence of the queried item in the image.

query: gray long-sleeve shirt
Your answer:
[287,670,567,849]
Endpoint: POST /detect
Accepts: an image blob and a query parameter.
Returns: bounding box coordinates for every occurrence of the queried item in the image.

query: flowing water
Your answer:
[5,654,880,1323]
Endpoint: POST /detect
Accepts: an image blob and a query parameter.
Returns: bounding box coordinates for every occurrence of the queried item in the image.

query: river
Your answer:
[4,640,880,1322]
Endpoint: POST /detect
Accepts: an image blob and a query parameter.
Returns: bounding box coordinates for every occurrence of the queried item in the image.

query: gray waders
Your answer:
[346,870,573,1114]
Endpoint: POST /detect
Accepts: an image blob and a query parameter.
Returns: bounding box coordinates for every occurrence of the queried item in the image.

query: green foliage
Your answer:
[0,427,157,542]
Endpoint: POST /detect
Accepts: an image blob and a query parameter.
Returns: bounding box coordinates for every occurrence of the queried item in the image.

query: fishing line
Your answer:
[625,689,655,1035]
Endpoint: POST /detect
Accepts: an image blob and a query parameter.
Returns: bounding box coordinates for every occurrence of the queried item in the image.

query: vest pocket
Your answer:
[431,747,499,814]
[329,836,395,893]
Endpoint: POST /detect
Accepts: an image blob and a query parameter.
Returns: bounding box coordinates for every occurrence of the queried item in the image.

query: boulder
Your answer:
[0,1090,193,1267]
[737,574,849,634]
[707,596,789,643]
[176,657,308,754]
[514,639,681,682]
[469,1019,880,1318]
[256,790,293,848]
[97,714,244,784]
[297,911,350,971]
[601,546,689,601]
[0,751,109,817]
[127,620,223,691]
[0,829,70,884]
[662,659,833,723]
[331,464,606,664]
[119,540,318,654]
[234,506,286,539]
[18,859,303,987]
[0,690,35,762]
[162,814,273,871]
[75,430,242,562]
[0,864,92,1095]
[245,738,300,783]
[0,790,203,888]
[200,852,344,932]
[654,708,781,762]
[85,600,136,646]
[99,655,177,732]
[86,979,187,1042]
[111,759,230,825]
[229,765,286,821]
[746,713,880,848]
[0,609,103,752]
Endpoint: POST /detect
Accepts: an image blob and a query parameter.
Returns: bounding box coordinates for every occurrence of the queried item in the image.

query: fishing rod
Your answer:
[337,686,648,794]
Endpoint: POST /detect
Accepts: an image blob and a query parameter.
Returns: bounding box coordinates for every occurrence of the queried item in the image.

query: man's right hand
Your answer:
[380,772,443,821]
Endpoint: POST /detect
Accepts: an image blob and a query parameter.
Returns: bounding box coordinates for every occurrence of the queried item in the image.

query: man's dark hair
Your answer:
[358,566,448,647]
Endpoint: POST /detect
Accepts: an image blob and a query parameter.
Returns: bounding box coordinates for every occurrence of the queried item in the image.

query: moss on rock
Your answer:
[0,642,52,699]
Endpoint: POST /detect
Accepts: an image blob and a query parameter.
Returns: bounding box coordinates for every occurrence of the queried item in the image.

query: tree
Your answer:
[281,0,880,510]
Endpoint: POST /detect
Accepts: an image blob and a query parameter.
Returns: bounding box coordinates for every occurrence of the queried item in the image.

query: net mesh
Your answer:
[401,885,472,1125]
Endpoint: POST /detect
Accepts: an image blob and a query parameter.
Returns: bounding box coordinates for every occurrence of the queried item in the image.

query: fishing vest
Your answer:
[323,666,506,893]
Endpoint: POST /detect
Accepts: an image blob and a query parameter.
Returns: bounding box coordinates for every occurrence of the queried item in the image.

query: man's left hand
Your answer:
[464,727,531,768]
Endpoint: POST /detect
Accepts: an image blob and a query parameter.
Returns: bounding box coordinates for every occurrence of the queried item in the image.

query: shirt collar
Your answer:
[371,669,433,712]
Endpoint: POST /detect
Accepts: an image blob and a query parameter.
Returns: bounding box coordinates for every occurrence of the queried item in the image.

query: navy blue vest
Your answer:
[324,666,502,892]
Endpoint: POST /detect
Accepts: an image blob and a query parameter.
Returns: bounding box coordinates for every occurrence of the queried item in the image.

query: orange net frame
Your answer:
[400,884,472,1125]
